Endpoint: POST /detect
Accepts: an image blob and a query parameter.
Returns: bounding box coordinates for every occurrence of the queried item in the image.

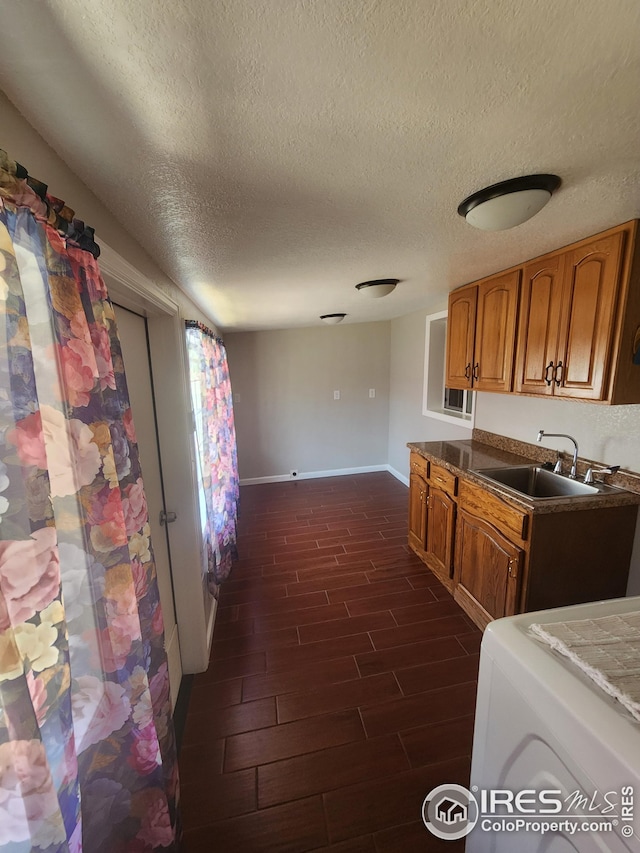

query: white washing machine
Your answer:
[467,597,640,852]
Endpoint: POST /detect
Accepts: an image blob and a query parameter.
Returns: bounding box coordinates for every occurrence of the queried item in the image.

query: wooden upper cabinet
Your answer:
[555,231,624,400]
[515,253,565,395]
[445,270,519,393]
[445,285,476,389]
[447,220,640,404]
[516,228,627,401]
[474,270,521,393]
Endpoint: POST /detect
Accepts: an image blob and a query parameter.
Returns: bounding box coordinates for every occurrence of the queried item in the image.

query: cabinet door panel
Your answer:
[555,232,624,399]
[455,508,521,621]
[515,254,564,395]
[445,286,476,390]
[408,472,428,552]
[426,486,456,579]
[474,270,520,393]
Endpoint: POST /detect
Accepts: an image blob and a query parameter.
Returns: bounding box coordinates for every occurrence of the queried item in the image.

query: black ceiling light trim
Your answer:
[355,278,401,292]
[320,313,347,322]
[457,174,561,219]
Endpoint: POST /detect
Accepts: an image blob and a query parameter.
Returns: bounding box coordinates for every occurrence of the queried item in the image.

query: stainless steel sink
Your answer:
[471,466,599,500]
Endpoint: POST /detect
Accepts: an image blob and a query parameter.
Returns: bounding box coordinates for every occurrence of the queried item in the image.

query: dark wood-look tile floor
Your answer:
[180,473,482,852]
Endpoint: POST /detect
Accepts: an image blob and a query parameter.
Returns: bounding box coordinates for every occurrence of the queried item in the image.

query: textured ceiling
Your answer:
[1,0,640,330]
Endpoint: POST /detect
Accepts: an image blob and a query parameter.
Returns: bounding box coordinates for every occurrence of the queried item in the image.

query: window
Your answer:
[443,386,474,417]
[422,310,475,427]
[185,322,239,596]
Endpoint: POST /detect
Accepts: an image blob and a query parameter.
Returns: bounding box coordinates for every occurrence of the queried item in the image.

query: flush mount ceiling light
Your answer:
[458,174,561,231]
[320,313,347,324]
[355,278,400,298]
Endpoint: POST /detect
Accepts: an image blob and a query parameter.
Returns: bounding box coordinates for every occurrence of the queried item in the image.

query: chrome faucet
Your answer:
[583,465,620,484]
[537,430,579,479]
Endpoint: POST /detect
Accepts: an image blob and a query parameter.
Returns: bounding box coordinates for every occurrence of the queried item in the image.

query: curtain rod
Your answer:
[185,319,224,344]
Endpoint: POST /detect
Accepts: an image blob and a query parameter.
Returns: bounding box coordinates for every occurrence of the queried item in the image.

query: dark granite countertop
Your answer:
[407,438,640,514]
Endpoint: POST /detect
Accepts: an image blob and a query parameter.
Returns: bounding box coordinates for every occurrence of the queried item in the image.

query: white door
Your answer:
[113,304,182,708]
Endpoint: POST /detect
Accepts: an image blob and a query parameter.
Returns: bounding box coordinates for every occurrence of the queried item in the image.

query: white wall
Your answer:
[225,323,391,480]
[474,393,640,473]
[228,308,475,485]
[387,308,473,480]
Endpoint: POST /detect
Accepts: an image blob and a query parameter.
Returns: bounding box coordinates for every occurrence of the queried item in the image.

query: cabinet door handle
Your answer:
[554,361,563,386]
[464,362,471,380]
[472,363,479,382]
[545,362,555,385]
[508,558,517,578]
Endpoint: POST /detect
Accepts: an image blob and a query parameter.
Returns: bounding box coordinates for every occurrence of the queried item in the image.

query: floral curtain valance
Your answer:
[0,151,101,258]
[0,150,179,851]
[185,321,239,598]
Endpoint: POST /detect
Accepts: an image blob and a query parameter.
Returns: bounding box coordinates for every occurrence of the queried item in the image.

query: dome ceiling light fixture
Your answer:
[457,174,562,231]
[320,313,347,324]
[355,278,400,298]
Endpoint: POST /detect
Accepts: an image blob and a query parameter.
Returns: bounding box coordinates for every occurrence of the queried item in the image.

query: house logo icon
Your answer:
[436,796,468,825]
[422,784,479,840]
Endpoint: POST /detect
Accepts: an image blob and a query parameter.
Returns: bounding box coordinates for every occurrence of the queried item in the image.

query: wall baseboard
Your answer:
[173,674,193,755]
[240,474,291,485]
[206,594,218,651]
[385,464,409,486]
[240,464,391,486]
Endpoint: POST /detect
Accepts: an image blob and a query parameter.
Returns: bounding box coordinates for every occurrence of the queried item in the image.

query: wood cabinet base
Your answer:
[408,452,638,632]
[523,505,637,612]
[453,586,493,631]
[408,541,455,593]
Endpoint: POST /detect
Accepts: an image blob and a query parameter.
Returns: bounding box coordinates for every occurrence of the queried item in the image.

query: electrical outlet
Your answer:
[333,390,340,400]
[369,388,375,398]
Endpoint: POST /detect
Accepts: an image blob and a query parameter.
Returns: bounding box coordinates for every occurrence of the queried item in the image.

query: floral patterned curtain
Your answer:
[185,322,239,599]
[0,151,180,851]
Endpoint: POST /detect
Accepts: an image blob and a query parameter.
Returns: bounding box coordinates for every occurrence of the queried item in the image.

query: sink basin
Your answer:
[471,466,599,499]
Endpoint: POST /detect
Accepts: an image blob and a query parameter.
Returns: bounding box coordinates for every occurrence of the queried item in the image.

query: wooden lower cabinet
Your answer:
[425,486,456,587]
[407,455,457,592]
[453,507,523,630]
[408,471,428,553]
[408,454,638,631]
